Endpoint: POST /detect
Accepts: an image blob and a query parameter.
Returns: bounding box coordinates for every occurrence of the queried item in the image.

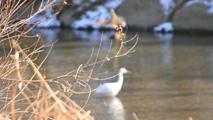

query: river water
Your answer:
[4,28,213,120]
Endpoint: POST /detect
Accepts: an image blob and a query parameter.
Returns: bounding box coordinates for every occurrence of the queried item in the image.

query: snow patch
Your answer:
[184,0,213,14]
[72,0,125,29]
[104,0,124,9]
[85,3,90,7]
[159,0,213,15]
[207,6,213,13]
[158,0,175,16]
[185,0,210,7]
[154,22,173,32]
[72,6,111,29]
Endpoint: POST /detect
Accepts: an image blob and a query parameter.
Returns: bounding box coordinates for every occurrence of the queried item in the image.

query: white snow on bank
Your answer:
[185,0,211,7]
[158,0,175,16]
[104,0,124,9]
[183,0,213,14]
[154,22,173,32]
[72,6,111,29]
[207,6,213,13]
[28,1,61,28]
[72,0,125,29]
[159,0,213,15]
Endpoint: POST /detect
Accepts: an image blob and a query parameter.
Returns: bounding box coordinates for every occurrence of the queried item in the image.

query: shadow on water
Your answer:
[3,28,213,120]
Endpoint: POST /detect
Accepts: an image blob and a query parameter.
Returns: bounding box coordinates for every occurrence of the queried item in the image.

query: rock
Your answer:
[173,3,213,31]
[116,0,164,29]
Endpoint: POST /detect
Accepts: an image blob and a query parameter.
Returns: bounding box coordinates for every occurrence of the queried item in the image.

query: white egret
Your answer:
[95,68,130,97]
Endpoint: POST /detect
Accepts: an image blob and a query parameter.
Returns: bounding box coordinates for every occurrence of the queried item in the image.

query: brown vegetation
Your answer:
[0,0,138,120]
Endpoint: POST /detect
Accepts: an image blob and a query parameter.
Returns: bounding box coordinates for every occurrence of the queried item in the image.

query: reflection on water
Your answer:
[4,28,213,120]
[73,30,115,41]
[90,97,125,120]
[155,33,174,68]
[154,32,173,40]
[107,97,125,120]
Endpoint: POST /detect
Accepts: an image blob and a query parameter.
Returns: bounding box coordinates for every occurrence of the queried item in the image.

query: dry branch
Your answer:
[165,0,190,22]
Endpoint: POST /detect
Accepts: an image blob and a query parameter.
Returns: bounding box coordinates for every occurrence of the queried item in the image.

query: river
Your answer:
[3,28,213,120]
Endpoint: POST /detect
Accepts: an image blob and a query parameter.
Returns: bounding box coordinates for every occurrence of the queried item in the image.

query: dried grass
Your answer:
[0,1,138,120]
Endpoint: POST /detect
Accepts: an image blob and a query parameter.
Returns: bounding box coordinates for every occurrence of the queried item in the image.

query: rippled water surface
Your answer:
[7,29,213,120]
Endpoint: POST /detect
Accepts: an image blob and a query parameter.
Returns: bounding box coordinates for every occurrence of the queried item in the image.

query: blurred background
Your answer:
[23,0,213,32]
